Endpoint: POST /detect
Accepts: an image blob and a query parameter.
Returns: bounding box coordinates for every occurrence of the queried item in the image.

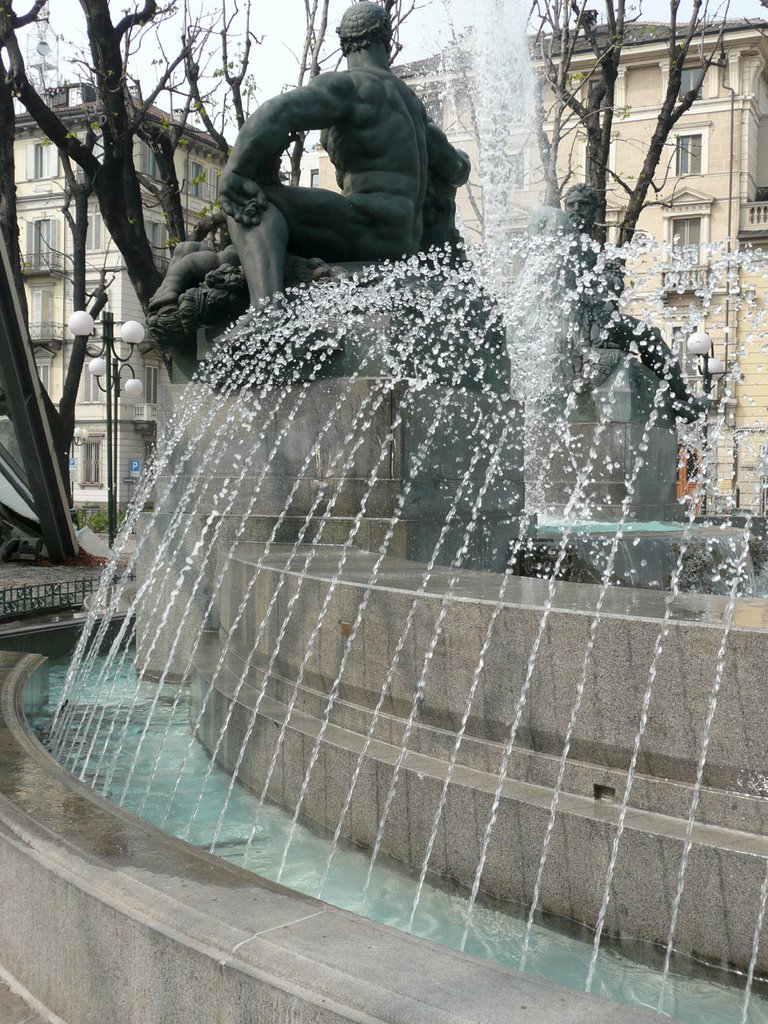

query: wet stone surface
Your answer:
[0,978,46,1023]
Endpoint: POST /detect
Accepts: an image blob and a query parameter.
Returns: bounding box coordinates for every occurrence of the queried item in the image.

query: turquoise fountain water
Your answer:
[34,654,768,1024]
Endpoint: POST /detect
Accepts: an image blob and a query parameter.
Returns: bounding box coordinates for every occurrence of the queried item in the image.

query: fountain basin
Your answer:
[523,521,754,593]
[0,650,662,1023]
[194,542,768,975]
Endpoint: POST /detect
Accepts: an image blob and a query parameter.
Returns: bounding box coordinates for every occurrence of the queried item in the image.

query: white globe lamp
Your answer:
[123,377,144,399]
[708,357,725,376]
[88,356,106,377]
[687,330,711,356]
[68,310,94,337]
[120,321,145,346]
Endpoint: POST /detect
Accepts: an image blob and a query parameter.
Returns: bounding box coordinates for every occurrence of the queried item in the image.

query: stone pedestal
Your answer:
[137,377,524,679]
[525,356,679,522]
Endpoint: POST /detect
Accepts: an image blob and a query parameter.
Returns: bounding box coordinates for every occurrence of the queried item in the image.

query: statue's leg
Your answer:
[226,205,289,306]
[149,245,225,310]
[632,320,707,422]
[634,324,686,394]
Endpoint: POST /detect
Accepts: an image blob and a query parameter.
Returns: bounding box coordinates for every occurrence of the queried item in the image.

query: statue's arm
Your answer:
[220,75,355,224]
[225,75,355,180]
[425,120,470,187]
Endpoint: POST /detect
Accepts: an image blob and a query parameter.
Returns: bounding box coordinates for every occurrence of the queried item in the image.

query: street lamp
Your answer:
[687,329,725,396]
[687,329,726,513]
[68,309,145,545]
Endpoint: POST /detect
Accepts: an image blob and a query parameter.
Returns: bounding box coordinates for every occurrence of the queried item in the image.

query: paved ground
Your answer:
[0,533,136,591]
[0,562,104,588]
[0,979,47,1023]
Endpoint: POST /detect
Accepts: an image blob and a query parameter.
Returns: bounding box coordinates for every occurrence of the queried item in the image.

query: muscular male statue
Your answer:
[531,184,707,423]
[150,2,470,314]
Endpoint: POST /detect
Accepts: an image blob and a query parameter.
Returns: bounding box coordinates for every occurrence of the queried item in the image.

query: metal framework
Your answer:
[0,235,78,561]
[0,579,97,619]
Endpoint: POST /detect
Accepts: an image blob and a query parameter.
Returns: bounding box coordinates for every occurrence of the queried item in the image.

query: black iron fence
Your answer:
[0,578,98,619]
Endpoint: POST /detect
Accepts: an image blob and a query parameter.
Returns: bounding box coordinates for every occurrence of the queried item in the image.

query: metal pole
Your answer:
[113,342,120,546]
[103,311,115,546]
[701,352,712,515]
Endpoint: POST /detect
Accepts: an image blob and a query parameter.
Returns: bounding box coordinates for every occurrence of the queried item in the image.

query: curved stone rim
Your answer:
[0,650,661,1024]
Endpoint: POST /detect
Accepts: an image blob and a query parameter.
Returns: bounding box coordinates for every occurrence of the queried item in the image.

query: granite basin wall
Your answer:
[187,542,768,973]
[219,545,768,793]
[192,665,768,976]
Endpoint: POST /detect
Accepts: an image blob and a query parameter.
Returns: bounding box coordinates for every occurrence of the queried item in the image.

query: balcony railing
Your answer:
[740,202,768,232]
[22,251,63,274]
[661,266,710,293]
[132,403,158,423]
[29,321,63,346]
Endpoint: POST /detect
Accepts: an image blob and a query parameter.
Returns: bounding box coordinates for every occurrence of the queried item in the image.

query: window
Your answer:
[189,160,205,199]
[86,213,102,251]
[679,68,704,100]
[310,168,319,188]
[147,221,169,266]
[28,141,57,179]
[417,81,444,123]
[26,219,57,270]
[79,364,101,404]
[82,440,101,484]
[587,78,603,103]
[675,134,702,176]
[30,287,55,340]
[671,326,698,378]
[36,358,51,392]
[141,142,159,179]
[144,364,159,405]
[510,152,525,191]
[671,217,701,262]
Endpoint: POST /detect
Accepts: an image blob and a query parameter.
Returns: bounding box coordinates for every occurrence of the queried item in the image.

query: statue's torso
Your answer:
[322,67,429,212]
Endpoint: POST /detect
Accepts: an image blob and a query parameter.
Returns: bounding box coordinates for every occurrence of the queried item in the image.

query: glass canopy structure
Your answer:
[0,236,78,562]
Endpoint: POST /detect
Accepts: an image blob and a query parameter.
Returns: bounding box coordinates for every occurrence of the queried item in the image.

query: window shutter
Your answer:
[41,288,54,324]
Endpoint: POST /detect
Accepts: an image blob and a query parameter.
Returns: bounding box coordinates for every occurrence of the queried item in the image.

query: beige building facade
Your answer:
[15,84,225,515]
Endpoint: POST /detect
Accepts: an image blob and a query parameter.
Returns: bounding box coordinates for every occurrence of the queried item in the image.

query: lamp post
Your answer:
[68,310,145,546]
[687,329,726,513]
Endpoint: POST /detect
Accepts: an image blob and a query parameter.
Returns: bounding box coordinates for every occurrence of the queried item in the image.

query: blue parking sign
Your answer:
[129,459,141,475]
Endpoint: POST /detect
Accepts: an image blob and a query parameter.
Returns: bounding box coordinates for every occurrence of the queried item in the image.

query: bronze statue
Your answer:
[530,184,707,423]
[149,2,470,332]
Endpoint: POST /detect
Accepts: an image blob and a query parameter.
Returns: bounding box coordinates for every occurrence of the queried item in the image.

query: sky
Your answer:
[25,0,466,112]
[21,0,768,138]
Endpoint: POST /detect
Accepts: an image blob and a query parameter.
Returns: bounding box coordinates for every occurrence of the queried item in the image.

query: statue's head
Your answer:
[337,2,393,57]
[563,183,598,232]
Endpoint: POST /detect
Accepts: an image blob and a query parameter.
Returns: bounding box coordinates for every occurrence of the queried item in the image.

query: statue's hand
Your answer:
[220,171,268,226]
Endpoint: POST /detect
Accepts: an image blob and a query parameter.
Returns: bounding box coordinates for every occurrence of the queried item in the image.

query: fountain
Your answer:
[2,3,768,1023]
